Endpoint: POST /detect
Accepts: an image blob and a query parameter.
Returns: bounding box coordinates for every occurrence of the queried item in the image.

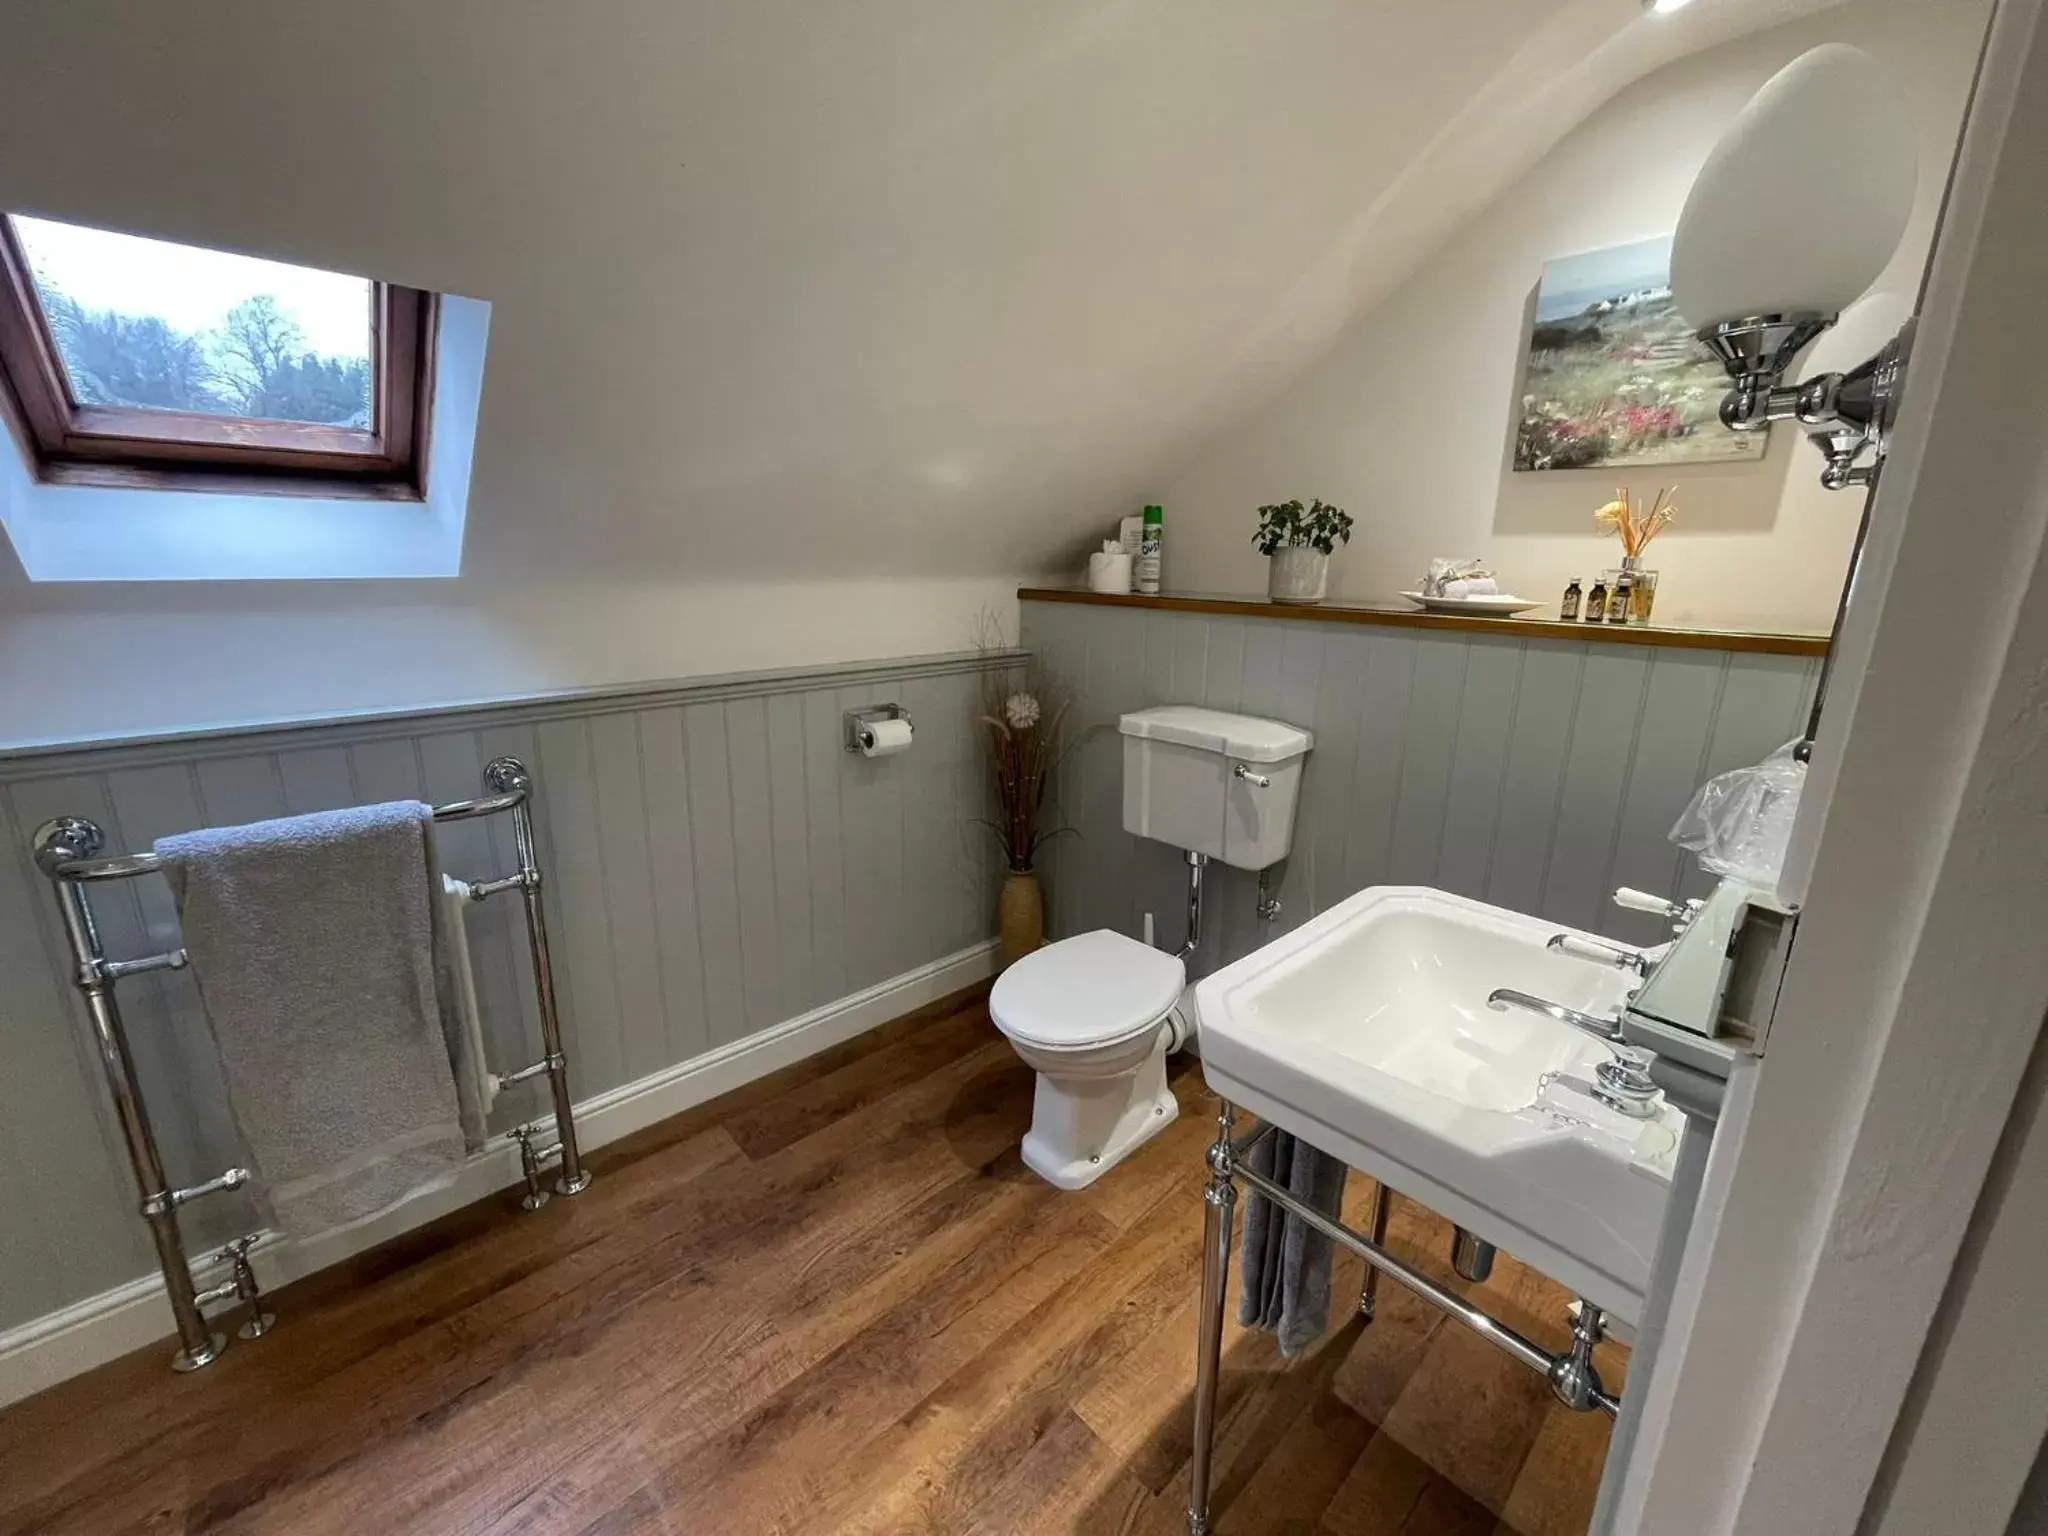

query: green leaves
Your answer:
[1253,498,1354,556]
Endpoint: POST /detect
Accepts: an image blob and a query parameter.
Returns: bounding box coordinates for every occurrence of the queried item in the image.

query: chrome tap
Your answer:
[1486,988,1664,1120]
[1487,988,1625,1042]
[1545,931,1652,976]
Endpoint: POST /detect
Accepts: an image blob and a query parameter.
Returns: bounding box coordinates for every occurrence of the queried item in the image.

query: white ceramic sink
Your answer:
[1194,886,1684,1324]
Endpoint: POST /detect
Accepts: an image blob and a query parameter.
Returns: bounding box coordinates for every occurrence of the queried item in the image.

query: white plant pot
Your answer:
[1267,547,1329,605]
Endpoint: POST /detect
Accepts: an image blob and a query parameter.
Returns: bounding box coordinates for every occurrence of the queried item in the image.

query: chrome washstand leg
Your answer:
[1187,1099,1238,1536]
[1360,1181,1391,1322]
[1549,1297,1610,1412]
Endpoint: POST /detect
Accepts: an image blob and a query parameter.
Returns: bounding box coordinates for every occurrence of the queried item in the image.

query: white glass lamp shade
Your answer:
[1671,44,1919,329]
[1800,289,1911,378]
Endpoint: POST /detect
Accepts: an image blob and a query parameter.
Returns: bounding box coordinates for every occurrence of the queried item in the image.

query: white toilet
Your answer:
[991,706,1311,1190]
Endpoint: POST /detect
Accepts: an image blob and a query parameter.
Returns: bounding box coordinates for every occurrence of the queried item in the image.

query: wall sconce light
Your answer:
[1671,45,1921,490]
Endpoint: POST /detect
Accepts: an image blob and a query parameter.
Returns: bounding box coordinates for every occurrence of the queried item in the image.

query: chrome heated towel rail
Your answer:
[29,756,591,1375]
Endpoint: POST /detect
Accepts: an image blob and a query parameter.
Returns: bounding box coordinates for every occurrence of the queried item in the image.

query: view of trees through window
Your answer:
[37,289,372,426]
[10,215,374,429]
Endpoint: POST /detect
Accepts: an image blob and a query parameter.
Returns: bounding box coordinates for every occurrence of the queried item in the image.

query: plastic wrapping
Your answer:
[1421,557,1495,597]
[1668,738,1807,883]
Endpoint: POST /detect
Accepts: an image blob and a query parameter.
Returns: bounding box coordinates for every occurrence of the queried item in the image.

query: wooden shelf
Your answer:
[1017,587,1830,658]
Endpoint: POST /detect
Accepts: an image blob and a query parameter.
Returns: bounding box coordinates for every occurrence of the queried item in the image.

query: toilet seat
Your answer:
[991,929,1185,1051]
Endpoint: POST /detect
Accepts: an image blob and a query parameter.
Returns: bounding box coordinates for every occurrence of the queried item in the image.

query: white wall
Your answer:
[0,578,1020,748]
[1152,0,1987,633]
[0,0,1867,744]
[0,0,1551,744]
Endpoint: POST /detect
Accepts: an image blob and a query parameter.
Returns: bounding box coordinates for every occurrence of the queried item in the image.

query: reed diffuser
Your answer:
[973,615,1074,965]
[1594,486,1676,621]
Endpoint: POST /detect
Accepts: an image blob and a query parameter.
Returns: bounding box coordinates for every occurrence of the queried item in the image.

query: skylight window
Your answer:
[0,213,435,495]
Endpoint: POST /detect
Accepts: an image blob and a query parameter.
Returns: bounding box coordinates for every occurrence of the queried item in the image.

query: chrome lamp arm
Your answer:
[1698,314,1914,492]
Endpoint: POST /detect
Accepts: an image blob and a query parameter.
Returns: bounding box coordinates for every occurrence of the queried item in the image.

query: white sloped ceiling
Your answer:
[0,0,1848,583]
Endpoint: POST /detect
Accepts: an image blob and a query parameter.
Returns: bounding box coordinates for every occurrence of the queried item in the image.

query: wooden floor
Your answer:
[0,989,1622,1535]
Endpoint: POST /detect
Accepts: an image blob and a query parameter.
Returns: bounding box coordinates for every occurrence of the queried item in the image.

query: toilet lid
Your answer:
[990,929,1185,1049]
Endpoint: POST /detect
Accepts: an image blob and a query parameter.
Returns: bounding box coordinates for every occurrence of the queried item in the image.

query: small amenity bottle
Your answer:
[1560,577,1582,621]
[1607,573,1632,624]
[1585,575,1608,621]
[1136,504,1163,595]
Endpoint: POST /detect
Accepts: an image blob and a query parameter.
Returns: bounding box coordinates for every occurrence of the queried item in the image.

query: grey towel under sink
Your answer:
[1238,1130,1349,1356]
[159,801,468,1236]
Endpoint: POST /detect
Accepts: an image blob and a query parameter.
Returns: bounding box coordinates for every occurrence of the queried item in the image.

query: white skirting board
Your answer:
[0,939,998,1410]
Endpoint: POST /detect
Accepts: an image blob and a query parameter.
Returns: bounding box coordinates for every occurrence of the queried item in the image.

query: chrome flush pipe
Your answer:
[1175,849,1208,961]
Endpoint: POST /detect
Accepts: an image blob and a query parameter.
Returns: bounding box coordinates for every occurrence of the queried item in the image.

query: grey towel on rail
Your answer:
[159,801,468,1236]
[1237,1130,1348,1357]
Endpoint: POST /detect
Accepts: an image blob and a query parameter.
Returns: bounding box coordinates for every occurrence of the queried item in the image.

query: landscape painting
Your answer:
[1512,233,1763,472]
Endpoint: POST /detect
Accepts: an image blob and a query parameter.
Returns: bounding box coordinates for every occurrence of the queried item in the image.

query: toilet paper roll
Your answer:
[1088,550,1133,594]
[857,717,914,757]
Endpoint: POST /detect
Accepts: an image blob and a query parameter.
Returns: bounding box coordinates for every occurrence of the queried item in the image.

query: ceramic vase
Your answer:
[1268,547,1329,605]
[997,869,1044,967]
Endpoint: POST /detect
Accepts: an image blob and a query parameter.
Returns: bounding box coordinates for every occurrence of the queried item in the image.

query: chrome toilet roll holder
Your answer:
[843,702,912,753]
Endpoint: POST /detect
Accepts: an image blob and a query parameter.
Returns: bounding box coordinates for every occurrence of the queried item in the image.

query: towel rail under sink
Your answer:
[28,756,591,1376]
[1186,1103,1618,1536]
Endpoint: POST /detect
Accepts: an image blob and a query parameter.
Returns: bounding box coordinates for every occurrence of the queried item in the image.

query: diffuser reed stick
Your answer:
[1594,485,1677,557]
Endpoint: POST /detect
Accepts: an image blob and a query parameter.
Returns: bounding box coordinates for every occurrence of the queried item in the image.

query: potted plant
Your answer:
[974,622,1073,965]
[1254,498,1354,605]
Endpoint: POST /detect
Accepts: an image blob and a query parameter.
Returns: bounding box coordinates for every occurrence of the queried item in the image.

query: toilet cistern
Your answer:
[990,705,1311,1190]
[1118,706,1311,873]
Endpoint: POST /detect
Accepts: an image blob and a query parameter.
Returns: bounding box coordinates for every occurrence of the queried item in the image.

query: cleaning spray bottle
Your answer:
[1136,504,1163,595]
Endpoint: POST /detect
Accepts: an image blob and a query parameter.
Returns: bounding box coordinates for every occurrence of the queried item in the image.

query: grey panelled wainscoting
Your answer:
[1022,598,1820,976]
[0,652,1006,1338]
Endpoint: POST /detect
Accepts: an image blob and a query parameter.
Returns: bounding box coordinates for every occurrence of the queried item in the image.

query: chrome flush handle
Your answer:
[1233,763,1271,788]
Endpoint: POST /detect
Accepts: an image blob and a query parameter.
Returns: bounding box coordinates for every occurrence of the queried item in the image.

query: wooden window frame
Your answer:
[0,216,436,500]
